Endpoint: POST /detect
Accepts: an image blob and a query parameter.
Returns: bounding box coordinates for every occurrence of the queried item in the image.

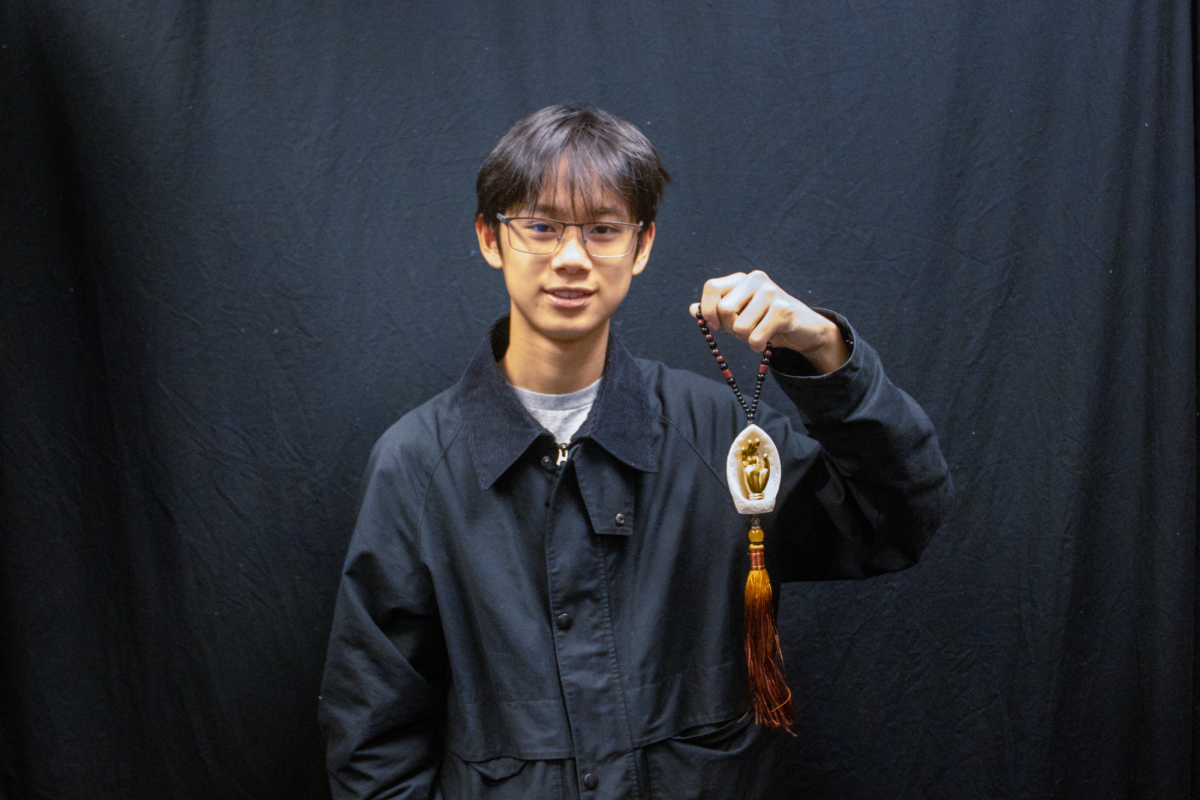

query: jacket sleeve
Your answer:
[318,433,447,800]
[762,311,952,581]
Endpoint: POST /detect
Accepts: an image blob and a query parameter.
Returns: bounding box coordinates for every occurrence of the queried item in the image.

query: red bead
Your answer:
[705,334,714,343]
[722,369,733,380]
[759,364,768,374]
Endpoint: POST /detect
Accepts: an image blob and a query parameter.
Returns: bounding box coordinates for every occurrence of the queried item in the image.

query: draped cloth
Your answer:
[1,1,1193,797]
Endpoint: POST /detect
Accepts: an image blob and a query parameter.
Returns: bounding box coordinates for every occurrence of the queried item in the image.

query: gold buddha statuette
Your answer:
[725,423,780,515]
[739,438,771,501]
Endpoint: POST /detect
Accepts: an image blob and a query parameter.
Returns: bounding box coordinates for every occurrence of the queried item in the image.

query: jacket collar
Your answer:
[458,317,658,490]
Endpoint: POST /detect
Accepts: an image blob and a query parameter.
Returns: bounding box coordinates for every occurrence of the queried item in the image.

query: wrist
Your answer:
[803,318,850,375]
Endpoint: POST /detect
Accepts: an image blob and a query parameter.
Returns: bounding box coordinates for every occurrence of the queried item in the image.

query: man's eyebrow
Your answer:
[531,204,624,219]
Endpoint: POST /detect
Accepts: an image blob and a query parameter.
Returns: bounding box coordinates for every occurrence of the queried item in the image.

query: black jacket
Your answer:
[319,315,951,799]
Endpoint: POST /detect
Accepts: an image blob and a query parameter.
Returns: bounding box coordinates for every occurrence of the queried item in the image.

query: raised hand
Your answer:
[689,270,849,374]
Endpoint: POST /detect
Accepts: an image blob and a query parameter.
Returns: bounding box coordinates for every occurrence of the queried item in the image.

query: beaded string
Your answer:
[695,310,772,424]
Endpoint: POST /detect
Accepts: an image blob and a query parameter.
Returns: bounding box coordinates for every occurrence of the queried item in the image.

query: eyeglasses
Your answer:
[496,214,644,258]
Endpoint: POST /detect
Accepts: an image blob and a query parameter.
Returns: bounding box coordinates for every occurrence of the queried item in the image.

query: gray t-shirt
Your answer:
[510,379,600,445]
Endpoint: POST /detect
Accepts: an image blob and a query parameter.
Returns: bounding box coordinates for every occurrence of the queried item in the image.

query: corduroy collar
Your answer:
[457,317,659,490]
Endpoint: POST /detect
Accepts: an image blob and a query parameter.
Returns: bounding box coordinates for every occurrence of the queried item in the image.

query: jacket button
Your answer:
[583,773,599,790]
[556,613,573,630]
[614,513,626,526]
[540,455,552,468]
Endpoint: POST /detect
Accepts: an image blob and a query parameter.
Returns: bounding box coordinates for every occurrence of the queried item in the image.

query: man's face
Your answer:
[475,168,655,351]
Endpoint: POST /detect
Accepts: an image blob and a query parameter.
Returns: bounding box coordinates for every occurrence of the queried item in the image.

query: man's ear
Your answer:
[631,221,655,276]
[476,214,505,269]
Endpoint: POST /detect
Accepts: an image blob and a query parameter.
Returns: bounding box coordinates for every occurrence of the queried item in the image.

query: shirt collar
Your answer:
[457,317,658,490]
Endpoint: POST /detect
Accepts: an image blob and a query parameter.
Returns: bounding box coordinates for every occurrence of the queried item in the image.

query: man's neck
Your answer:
[501,316,609,395]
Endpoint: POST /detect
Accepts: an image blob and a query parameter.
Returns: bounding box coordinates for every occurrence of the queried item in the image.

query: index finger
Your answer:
[697,272,747,331]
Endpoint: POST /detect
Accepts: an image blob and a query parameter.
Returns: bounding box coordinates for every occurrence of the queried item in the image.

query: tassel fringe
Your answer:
[745,540,796,730]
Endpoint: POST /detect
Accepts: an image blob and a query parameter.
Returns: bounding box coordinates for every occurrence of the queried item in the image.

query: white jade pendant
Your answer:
[725,423,781,515]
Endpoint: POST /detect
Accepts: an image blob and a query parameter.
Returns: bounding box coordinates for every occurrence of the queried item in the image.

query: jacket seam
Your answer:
[414,419,467,564]
[654,410,729,491]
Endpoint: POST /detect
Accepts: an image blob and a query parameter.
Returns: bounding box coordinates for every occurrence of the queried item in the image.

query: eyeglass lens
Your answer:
[505,218,638,258]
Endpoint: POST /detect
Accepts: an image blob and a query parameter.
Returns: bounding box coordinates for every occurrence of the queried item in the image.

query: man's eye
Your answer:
[588,224,619,237]
[521,221,560,236]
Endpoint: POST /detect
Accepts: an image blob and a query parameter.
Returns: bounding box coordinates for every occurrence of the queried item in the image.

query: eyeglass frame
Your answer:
[495,213,645,259]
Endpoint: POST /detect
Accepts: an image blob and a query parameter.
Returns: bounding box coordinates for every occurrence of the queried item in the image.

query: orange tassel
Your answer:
[745,523,796,730]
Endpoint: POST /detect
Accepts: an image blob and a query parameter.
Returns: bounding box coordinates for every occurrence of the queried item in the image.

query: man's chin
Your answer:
[536,319,609,347]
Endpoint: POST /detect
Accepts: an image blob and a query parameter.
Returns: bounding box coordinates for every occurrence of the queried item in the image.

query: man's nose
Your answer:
[552,226,592,269]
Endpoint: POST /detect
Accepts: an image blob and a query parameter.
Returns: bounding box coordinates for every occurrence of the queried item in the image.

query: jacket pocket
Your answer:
[465,756,526,781]
[670,712,754,749]
[646,714,780,799]
[437,751,566,799]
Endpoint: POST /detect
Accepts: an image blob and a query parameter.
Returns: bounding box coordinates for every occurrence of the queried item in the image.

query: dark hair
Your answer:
[476,104,670,234]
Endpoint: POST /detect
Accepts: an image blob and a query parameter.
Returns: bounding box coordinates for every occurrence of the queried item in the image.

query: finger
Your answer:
[700,273,746,331]
[721,270,783,341]
[748,301,794,352]
[728,284,774,344]
[714,273,755,327]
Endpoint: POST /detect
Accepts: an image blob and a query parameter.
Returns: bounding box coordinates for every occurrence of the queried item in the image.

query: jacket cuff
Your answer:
[769,309,880,425]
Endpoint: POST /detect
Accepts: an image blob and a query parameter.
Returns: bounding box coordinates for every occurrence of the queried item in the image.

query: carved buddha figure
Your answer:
[739,438,771,501]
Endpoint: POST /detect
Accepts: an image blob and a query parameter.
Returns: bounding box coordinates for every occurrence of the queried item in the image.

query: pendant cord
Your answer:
[695,311,772,423]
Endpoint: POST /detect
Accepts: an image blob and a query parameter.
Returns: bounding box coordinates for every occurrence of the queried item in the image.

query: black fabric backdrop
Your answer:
[1,1,1195,798]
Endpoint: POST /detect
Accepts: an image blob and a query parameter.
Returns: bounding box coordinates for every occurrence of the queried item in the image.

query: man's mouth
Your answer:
[546,288,594,307]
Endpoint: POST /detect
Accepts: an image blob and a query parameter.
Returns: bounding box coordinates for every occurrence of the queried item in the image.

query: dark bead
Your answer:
[724,373,734,383]
[705,334,714,343]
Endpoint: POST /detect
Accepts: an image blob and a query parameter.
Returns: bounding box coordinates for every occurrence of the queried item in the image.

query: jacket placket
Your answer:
[544,442,640,799]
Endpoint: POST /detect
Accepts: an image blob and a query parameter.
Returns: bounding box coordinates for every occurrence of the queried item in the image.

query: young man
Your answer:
[319,104,951,799]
